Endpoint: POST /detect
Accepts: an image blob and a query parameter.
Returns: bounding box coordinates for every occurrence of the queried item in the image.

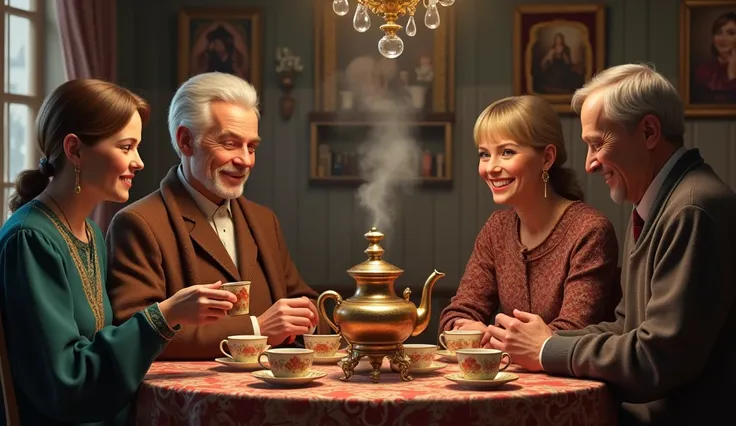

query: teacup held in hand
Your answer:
[439,330,483,354]
[222,281,251,315]
[456,348,511,380]
[258,348,314,378]
[219,335,269,363]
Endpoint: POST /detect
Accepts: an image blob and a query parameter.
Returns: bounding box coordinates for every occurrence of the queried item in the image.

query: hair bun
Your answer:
[38,157,55,178]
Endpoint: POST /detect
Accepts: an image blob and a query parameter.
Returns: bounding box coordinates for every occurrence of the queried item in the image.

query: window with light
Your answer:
[1,0,43,223]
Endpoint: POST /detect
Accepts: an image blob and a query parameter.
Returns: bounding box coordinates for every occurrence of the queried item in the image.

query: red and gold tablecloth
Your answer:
[136,360,616,426]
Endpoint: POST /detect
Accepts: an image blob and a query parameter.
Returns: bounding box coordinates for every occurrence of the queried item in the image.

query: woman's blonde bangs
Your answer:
[473,99,534,148]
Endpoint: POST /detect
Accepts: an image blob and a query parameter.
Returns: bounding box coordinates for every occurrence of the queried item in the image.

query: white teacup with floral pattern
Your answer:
[258,348,314,378]
[401,344,438,368]
[439,330,483,354]
[221,281,251,316]
[219,335,269,363]
[456,348,511,380]
[303,334,344,358]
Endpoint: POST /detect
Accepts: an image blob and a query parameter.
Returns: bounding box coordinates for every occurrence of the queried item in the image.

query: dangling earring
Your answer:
[542,170,549,198]
[74,166,81,194]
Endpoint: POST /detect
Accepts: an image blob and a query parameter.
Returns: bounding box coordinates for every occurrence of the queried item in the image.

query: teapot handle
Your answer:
[317,290,342,334]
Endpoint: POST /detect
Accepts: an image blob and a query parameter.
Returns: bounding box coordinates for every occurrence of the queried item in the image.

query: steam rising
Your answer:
[337,55,423,236]
[356,100,421,236]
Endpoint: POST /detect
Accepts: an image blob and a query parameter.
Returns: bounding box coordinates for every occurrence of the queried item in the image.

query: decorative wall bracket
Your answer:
[275,47,304,120]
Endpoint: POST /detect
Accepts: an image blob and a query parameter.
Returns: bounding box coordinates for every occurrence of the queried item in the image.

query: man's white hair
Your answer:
[168,72,260,157]
[571,63,685,145]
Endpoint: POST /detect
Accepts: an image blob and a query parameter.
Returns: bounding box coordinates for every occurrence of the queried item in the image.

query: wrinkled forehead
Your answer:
[208,102,260,140]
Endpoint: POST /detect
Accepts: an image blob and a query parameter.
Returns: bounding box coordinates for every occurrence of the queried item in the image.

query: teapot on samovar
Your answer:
[317,227,445,383]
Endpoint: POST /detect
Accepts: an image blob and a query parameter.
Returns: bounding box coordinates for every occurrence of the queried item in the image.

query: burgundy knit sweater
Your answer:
[439,201,620,332]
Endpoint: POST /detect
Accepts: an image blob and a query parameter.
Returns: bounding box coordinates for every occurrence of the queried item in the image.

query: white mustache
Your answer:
[218,166,250,178]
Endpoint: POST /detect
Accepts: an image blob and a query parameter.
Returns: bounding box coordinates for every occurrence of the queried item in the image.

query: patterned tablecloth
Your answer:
[136,359,617,426]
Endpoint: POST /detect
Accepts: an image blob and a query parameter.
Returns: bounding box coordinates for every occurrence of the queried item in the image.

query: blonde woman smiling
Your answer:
[439,95,620,339]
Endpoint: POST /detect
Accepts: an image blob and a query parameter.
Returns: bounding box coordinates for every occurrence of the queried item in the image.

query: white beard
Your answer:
[191,153,249,200]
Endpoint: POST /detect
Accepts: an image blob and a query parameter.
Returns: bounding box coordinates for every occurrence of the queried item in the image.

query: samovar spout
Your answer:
[410,269,446,336]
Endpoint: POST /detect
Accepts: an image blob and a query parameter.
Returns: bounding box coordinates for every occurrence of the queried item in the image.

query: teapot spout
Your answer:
[411,269,445,336]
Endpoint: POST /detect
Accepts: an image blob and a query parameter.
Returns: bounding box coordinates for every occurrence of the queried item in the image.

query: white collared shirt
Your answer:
[177,167,262,335]
[538,147,687,370]
[177,167,238,264]
[635,147,687,221]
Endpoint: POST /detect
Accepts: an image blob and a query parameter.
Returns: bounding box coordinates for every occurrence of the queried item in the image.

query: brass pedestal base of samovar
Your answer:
[339,343,412,383]
[318,227,445,383]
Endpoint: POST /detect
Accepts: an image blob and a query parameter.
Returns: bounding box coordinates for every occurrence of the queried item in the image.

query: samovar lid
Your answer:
[347,227,404,276]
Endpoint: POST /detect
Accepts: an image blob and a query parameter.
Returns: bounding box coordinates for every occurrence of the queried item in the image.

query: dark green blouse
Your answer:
[0,200,176,425]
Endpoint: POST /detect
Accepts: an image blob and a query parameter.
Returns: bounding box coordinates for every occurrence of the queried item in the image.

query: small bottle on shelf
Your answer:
[421,150,432,177]
[318,144,332,177]
[333,152,344,176]
[435,153,445,178]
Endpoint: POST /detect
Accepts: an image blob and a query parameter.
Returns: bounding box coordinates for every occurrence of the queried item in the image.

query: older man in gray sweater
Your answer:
[483,63,736,426]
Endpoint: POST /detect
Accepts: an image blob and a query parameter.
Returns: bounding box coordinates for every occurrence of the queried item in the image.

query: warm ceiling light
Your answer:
[332,0,456,58]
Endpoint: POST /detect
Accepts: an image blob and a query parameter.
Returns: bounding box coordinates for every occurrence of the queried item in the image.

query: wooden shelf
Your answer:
[308,112,454,187]
[308,111,455,124]
[309,176,453,187]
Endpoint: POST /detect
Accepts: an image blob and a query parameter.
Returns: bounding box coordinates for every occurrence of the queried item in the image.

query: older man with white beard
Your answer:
[105,72,320,360]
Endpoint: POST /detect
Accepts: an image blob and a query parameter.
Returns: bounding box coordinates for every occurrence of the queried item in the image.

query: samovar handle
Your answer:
[317,290,342,334]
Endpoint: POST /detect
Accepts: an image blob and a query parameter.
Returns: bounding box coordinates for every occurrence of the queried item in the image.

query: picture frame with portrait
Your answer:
[680,1,736,117]
[177,8,262,96]
[313,0,455,116]
[513,4,606,113]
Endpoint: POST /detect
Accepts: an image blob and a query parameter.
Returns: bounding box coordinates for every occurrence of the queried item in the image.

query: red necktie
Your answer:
[632,209,644,242]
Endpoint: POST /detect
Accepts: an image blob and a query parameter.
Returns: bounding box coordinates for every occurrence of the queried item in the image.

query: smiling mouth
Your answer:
[221,172,246,179]
[490,178,515,188]
[120,176,133,184]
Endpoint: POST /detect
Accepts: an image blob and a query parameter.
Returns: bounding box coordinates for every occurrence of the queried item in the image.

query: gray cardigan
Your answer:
[542,149,736,425]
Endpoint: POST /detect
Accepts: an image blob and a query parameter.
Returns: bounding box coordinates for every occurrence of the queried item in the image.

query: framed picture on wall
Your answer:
[177,8,262,96]
[313,0,455,115]
[680,1,736,117]
[513,4,606,113]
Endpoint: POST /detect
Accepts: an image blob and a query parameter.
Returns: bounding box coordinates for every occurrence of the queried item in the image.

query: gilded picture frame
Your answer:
[513,4,606,113]
[177,7,263,97]
[680,1,736,117]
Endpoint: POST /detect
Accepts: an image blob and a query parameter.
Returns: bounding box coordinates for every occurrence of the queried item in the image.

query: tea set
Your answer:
[216,329,518,389]
[214,228,520,389]
[217,333,343,386]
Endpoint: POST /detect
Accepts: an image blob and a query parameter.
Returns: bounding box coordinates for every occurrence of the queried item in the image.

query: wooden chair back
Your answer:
[0,309,20,425]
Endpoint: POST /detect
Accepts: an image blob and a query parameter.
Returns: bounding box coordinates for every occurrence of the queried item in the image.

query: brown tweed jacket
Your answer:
[105,166,317,360]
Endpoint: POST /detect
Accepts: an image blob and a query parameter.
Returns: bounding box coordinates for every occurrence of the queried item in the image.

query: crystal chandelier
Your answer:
[332,0,456,59]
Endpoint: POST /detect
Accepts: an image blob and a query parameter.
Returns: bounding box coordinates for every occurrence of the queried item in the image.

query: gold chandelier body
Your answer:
[332,0,454,58]
[358,0,420,35]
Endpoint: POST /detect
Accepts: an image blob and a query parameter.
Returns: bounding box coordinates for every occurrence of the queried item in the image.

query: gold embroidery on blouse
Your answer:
[35,203,105,331]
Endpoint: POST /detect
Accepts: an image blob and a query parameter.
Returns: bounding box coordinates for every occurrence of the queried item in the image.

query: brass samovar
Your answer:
[317,227,445,383]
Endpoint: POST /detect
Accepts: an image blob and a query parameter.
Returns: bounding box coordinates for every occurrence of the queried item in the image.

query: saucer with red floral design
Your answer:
[252,369,327,386]
[215,357,263,371]
[444,372,518,389]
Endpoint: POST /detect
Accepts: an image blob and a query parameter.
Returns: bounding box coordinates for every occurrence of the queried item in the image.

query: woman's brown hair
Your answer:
[473,95,584,201]
[9,79,150,212]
